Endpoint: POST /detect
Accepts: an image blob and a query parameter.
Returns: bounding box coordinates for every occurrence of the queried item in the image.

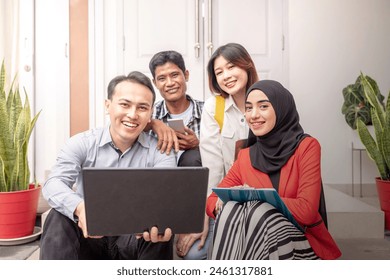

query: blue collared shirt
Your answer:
[43,125,177,220]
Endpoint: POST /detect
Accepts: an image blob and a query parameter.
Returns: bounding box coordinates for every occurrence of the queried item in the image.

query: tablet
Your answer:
[212,186,303,232]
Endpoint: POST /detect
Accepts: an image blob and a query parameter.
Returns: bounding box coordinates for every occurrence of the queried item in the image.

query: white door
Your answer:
[210,0,285,82]
[122,0,204,101]
[121,0,285,102]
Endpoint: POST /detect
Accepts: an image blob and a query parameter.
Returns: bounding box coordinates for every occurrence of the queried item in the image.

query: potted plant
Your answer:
[342,74,385,149]
[356,73,390,230]
[0,60,41,239]
[341,74,385,129]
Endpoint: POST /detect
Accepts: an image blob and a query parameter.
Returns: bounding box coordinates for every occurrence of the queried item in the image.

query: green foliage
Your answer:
[357,73,390,180]
[341,75,385,129]
[0,60,41,192]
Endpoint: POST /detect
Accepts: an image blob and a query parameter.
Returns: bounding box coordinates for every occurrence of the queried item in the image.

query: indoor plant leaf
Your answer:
[341,73,386,130]
[381,91,390,177]
[357,118,387,179]
[0,60,40,192]
[344,104,370,129]
[361,73,385,127]
[0,157,6,192]
[342,84,363,107]
[356,73,390,181]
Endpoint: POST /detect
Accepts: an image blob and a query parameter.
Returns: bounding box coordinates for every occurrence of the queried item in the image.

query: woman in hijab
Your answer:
[206,80,341,260]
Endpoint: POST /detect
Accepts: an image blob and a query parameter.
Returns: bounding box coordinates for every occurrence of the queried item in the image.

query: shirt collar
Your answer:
[137,131,151,148]
[159,101,170,119]
[224,94,236,111]
[100,125,113,147]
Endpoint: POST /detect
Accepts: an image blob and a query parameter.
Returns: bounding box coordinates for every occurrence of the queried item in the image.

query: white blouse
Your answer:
[200,95,249,194]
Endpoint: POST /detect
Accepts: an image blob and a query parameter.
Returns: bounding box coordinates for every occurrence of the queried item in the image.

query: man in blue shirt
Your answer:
[40,71,176,259]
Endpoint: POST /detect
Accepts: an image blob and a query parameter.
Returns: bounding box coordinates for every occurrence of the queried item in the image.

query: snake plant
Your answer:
[0,60,41,192]
[356,73,390,181]
[342,74,385,129]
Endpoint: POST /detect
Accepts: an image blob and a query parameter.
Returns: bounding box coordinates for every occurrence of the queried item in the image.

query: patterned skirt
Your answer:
[210,201,319,260]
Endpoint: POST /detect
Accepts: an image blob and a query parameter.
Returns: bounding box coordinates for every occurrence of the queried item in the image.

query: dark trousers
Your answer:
[178,148,202,167]
[40,209,173,260]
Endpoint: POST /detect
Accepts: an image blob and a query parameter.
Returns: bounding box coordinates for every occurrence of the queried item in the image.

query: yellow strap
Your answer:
[215,95,225,132]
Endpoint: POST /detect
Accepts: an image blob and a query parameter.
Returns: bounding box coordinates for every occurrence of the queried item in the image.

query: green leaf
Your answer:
[0,60,5,96]
[357,118,388,179]
[344,104,370,129]
[0,156,7,192]
[8,87,23,134]
[382,91,390,177]
[342,74,387,130]
[366,75,385,105]
[0,59,39,192]
[382,125,390,178]
[342,84,363,106]
[361,73,385,126]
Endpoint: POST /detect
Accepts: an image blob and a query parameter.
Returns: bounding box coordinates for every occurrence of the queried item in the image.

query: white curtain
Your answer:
[1,0,37,182]
[0,0,20,86]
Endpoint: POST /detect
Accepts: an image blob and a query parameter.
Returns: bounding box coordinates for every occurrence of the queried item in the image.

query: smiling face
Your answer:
[245,89,276,136]
[153,62,189,103]
[213,55,248,97]
[105,81,153,152]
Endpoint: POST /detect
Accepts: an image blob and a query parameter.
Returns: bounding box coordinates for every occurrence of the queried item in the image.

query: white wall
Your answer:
[288,0,390,184]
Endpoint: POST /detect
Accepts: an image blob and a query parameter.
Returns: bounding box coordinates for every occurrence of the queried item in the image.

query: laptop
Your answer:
[82,167,209,236]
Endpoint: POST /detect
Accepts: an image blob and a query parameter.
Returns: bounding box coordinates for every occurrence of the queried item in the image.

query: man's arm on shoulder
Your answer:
[144,119,179,154]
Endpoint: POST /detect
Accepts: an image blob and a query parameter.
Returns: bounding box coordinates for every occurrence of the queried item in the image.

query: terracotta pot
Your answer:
[375,178,390,230]
[0,185,41,239]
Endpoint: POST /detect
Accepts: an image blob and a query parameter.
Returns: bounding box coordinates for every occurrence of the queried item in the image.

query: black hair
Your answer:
[107,71,156,105]
[149,50,186,79]
[207,43,259,98]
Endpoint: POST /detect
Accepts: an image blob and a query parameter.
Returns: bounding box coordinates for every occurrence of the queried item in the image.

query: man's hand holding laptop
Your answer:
[75,201,172,242]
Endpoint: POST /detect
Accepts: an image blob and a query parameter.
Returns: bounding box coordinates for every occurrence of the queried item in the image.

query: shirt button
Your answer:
[241,118,245,122]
